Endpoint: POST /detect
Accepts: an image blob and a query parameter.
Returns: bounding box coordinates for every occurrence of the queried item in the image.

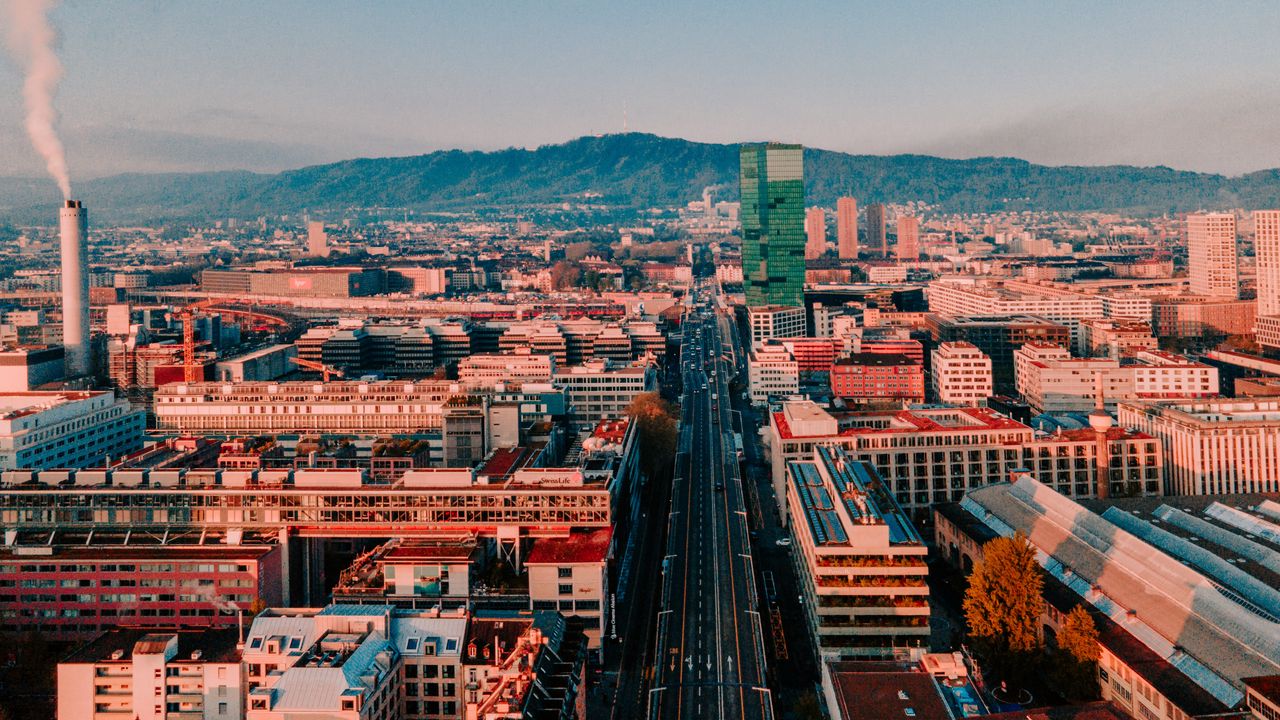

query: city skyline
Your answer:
[4,2,1280,178]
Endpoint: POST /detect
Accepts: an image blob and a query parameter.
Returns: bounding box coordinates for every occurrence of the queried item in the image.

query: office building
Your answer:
[783,447,929,660]
[201,267,384,298]
[0,544,283,641]
[837,197,858,259]
[806,207,826,260]
[0,390,145,470]
[865,204,887,257]
[1015,345,1218,414]
[1119,398,1280,495]
[767,400,1162,516]
[927,278,1104,351]
[1187,213,1239,298]
[747,305,806,349]
[748,342,801,405]
[896,215,920,262]
[154,380,564,436]
[58,629,244,720]
[553,359,655,424]
[930,342,992,406]
[458,350,555,384]
[740,143,806,308]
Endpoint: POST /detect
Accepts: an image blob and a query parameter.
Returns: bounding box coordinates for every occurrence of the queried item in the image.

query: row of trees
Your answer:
[962,532,1101,702]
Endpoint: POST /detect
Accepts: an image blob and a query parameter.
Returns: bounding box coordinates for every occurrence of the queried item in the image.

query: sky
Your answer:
[3,0,1280,179]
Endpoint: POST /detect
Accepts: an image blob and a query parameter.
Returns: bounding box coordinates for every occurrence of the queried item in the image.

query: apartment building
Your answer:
[1186,212,1239,299]
[244,606,402,719]
[930,341,992,406]
[1080,318,1158,359]
[58,628,244,720]
[784,447,929,660]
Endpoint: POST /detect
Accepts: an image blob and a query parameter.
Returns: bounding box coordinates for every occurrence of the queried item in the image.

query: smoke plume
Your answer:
[2,0,71,198]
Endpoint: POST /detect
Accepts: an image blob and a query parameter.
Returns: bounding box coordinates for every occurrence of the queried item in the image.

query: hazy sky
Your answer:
[3,0,1280,179]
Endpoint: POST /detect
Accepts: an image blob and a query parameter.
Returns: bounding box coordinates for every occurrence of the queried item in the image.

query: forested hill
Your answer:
[3,133,1278,223]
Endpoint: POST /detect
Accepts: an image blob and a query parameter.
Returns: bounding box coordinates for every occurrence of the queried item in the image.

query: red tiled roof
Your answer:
[525,527,613,564]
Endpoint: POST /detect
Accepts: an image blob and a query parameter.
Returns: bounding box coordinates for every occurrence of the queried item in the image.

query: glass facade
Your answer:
[740,143,806,308]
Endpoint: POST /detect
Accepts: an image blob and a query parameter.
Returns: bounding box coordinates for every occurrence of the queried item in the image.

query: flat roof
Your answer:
[63,627,242,664]
[525,527,613,565]
[826,663,952,720]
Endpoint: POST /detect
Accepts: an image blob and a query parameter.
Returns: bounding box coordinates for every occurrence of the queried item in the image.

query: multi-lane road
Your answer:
[648,284,773,720]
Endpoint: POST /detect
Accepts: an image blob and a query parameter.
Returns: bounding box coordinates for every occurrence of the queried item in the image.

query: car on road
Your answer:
[714,481,725,492]
[775,537,792,547]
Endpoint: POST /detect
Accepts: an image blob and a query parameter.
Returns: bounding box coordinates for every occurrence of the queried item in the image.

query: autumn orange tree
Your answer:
[1054,604,1101,700]
[626,391,679,479]
[963,531,1045,685]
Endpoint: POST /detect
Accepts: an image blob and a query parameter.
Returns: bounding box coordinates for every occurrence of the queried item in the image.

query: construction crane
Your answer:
[289,356,345,381]
[174,300,293,383]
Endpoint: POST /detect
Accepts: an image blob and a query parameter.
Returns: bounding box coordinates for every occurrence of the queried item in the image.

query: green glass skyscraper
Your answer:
[740,143,805,308]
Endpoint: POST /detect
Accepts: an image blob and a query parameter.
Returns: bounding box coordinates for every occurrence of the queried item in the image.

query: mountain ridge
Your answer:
[2,133,1278,223]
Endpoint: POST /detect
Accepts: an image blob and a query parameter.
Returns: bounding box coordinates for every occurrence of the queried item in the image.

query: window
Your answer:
[558,567,572,579]
[558,583,573,595]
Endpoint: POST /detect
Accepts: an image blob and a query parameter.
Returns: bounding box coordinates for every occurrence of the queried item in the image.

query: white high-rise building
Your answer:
[931,341,992,406]
[1186,213,1238,298]
[1254,210,1280,316]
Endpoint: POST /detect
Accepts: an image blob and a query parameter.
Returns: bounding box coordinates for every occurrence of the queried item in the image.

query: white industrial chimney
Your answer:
[59,199,91,378]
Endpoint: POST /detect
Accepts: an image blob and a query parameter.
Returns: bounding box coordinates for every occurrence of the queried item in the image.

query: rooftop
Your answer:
[63,627,242,664]
[825,662,953,720]
[0,391,102,419]
[525,527,613,564]
[772,405,1028,440]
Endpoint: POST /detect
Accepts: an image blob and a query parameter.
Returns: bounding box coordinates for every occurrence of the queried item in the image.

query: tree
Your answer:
[549,261,581,290]
[626,392,679,479]
[963,531,1044,684]
[1053,605,1101,700]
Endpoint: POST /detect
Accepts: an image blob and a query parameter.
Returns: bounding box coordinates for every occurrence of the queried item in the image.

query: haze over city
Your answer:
[2,3,1280,720]
[3,1,1280,177]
